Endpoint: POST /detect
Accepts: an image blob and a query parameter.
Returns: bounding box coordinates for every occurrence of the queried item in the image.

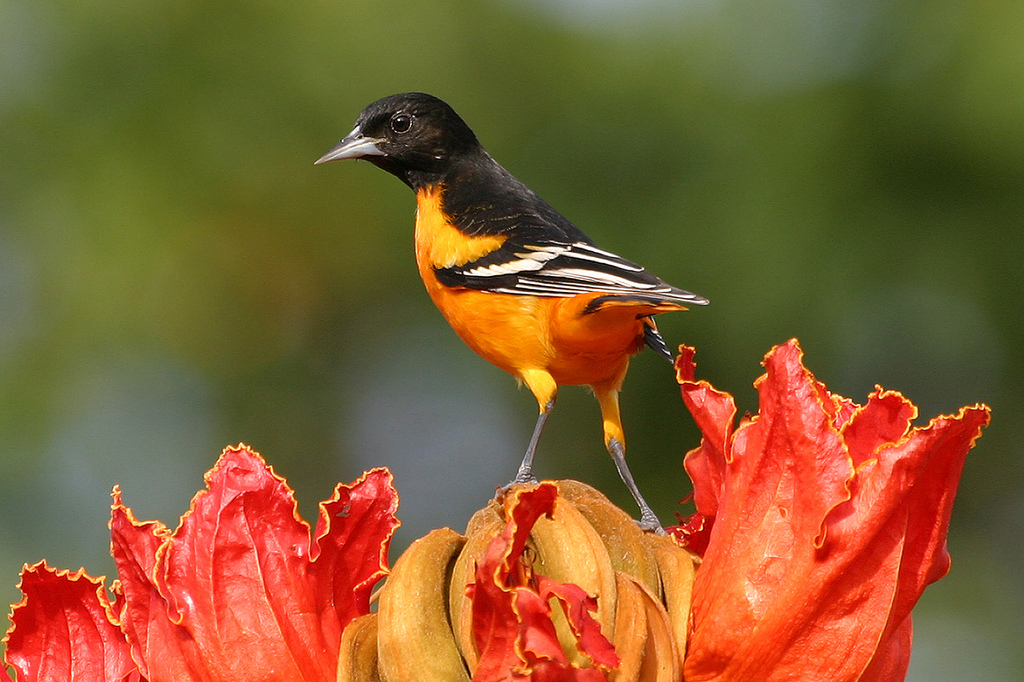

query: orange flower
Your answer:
[672,340,990,681]
[3,445,399,682]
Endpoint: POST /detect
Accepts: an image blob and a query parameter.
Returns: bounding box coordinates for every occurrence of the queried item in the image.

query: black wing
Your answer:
[436,158,707,306]
[434,236,708,306]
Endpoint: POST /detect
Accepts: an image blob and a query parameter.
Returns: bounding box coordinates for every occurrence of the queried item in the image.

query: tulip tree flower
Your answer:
[3,447,399,682]
[672,340,990,681]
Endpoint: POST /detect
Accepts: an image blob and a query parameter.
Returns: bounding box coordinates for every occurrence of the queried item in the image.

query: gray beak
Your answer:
[314,126,385,164]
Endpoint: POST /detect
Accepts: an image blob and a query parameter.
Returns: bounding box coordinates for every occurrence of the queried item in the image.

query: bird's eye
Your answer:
[390,114,413,134]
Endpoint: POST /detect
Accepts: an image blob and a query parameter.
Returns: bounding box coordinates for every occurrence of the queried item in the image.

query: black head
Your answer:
[315,92,482,189]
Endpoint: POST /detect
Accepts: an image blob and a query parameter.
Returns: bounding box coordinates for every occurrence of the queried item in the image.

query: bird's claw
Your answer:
[636,511,668,535]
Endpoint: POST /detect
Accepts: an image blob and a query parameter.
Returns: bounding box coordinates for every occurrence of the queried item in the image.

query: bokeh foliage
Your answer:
[1,0,1021,678]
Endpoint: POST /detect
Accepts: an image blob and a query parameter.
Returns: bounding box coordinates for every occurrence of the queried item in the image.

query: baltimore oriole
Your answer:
[317,93,706,530]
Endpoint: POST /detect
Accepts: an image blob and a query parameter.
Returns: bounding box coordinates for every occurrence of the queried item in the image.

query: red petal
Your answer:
[309,468,401,632]
[502,484,559,580]
[841,389,916,467]
[514,587,570,666]
[676,346,737,523]
[471,485,558,681]
[667,511,711,555]
[674,344,698,384]
[812,379,859,431]
[533,577,618,670]
[823,404,991,668]
[111,445,399,682]
[108,489,177,680]
[685,341,859,679]
[3,562,136,682]
[895,405,990,596]
[470,484,616,681]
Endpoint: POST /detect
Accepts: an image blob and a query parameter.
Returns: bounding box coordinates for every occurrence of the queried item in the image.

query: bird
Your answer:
[316,92,706,531]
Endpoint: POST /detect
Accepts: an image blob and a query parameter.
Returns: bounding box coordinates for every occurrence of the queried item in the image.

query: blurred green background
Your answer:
[1,0,1020,678]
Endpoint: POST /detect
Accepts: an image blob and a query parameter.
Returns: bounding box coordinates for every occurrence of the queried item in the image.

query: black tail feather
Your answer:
[642,319,673,363]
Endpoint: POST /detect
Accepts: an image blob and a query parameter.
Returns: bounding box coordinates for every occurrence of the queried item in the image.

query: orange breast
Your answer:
[414,188,649,388]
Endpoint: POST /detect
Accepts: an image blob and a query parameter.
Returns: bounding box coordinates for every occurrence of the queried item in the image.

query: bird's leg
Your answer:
[511,397,555,484]
[509,370,559,486]
[606,436,665,534]
[594,382,665,534]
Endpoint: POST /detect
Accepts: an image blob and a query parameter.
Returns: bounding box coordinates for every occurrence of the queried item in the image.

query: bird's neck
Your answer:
[403,147,502,193]
[439,154,536,225]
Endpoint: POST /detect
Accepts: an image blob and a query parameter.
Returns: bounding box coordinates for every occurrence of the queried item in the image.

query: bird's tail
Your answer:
[642,318,674,363]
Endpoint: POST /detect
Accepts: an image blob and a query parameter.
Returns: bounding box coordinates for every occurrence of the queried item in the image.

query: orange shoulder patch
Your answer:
[414,187,506,271]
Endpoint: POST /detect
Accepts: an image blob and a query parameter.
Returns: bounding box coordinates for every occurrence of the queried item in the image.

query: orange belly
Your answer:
[414,188,648,388]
